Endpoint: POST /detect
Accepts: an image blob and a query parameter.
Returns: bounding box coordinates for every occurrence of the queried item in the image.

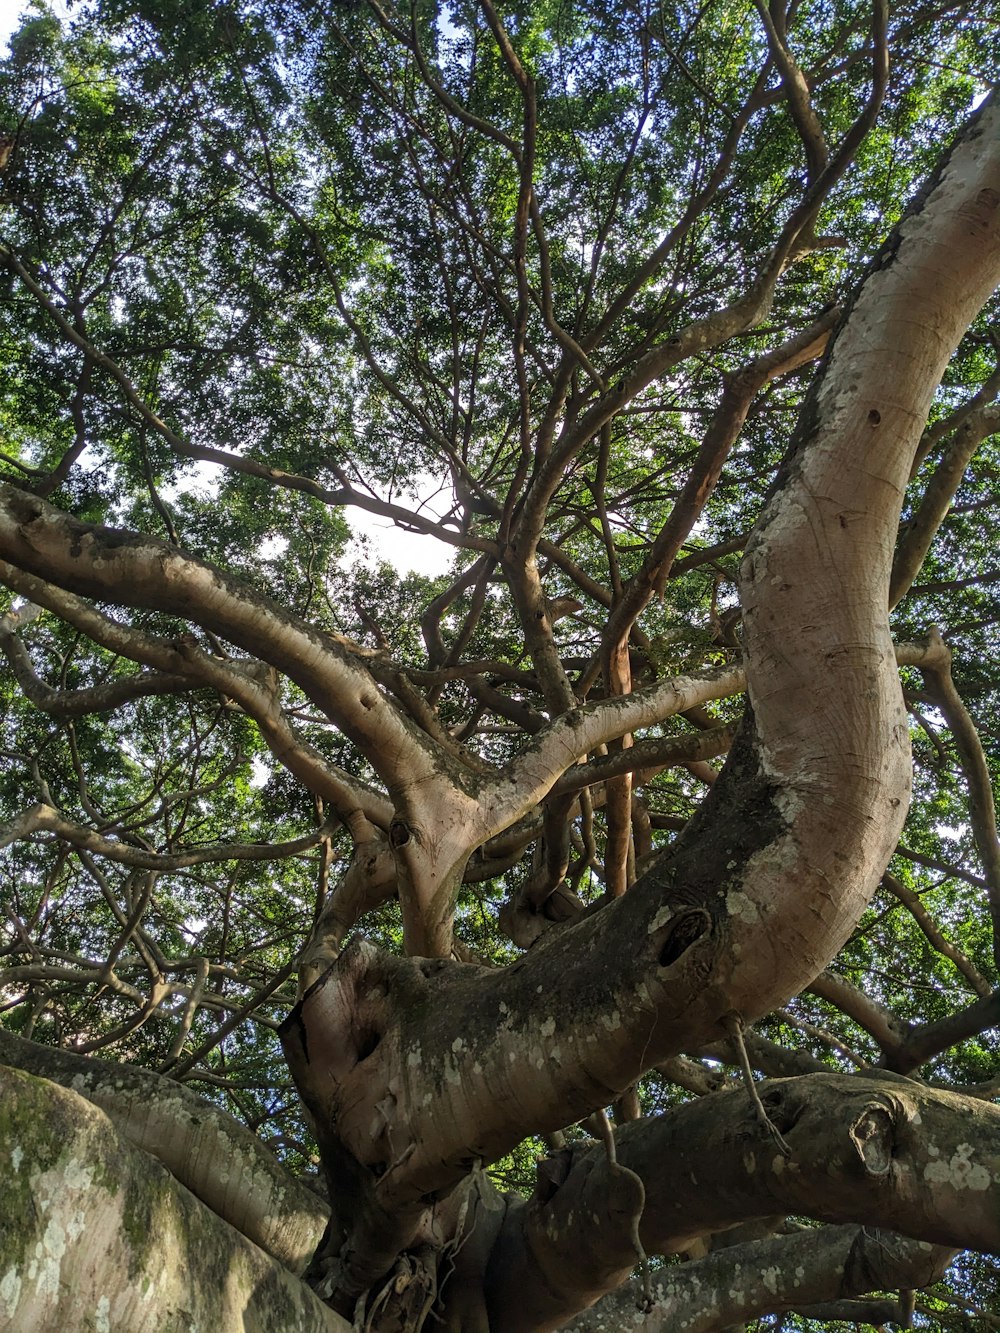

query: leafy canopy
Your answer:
[1,0,999,1324]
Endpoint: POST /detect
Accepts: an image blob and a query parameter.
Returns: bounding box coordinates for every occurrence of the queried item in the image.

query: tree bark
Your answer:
[482,1073,998,1328]
[561,1226,952,1333]
[0,1029,328,1274]
[280,94,1000,1313]
[0,1064,348,1332]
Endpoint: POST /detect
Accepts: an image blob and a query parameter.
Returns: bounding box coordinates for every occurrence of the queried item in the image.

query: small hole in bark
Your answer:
[356,1030,381,1061]
[868,409,881,425]
[389,819,411,847]
[850,1106,894,1175]
[760,1089,799,1133]
[658,908,711,968]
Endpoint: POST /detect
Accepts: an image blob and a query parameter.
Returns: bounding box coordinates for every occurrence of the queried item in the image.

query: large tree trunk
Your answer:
[278,95,1000,1322]
[4,1038,999,1333]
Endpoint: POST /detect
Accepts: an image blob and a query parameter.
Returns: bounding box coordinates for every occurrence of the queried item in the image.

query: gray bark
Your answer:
[482,1073,997,1328]
[0,1064,348,1332]
[562,1226,952,1333]
[0,1028,328,1275]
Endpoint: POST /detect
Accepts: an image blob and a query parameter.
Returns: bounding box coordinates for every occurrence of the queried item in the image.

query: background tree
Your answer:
[1,1,1000,1328]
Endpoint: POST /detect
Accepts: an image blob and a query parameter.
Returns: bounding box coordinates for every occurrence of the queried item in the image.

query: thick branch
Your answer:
[0,559,393,833]
[0,611,194,715]
[0,1064,345,1330]
[489,1072,990,1328]
[0,1029,328,1275]
[0,486,455,799]
[562,1225,950,1333]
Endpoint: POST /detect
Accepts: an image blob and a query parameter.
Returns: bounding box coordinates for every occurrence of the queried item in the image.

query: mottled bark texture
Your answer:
[0,1064,347,1333]
[478,1073,997,1329]
[0,1028,328,1275]
[561,1227,952,1333]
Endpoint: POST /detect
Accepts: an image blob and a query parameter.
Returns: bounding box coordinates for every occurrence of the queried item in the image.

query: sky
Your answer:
[0,2,17,50]
[344,482,455,579]
[0,0,58,49]
[0,0,454,578]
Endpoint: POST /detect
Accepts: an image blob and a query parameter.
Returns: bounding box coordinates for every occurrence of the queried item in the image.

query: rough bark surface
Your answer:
[561,1227,952,1333]
[484,1073,1000,1328]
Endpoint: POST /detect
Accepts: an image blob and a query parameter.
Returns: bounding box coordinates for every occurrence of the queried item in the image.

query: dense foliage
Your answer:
[1,0,1000,1327]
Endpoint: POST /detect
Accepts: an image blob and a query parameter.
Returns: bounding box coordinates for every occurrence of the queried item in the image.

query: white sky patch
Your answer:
[345,473,457,578]
[346,515,454,579]
[934,823,970,843]
[0,0,70,50]
[159,459,221,504]
[259,534,289,561]
[436,5,463,46]
[159,456,453,575]
[0,0,26,48]
[163,454,455,575]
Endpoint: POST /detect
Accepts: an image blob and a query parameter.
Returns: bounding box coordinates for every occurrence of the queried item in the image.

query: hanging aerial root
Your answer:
[724,1011,793,1158]
[593,1109,653,1309]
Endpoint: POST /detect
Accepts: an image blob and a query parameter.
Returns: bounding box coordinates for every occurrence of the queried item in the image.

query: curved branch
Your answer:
[753,0,830,180]
[0,800,339,871]
[884,870,992,997]
[281,98,1000,1307]
[490,1072,984,1328]
[0,612,193,716]
[891,398,1000,607]
[0,553,397,831]
[917,632,1000,970]
[484,663,746,834]
[0,489,448,786]
[551,725,736,796]
[563,1226,950,1333]
[487,637,948,836]
[0,1028,328,1274]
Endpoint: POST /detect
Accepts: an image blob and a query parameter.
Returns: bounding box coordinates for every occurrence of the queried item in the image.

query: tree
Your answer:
[1,0,999,1327]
